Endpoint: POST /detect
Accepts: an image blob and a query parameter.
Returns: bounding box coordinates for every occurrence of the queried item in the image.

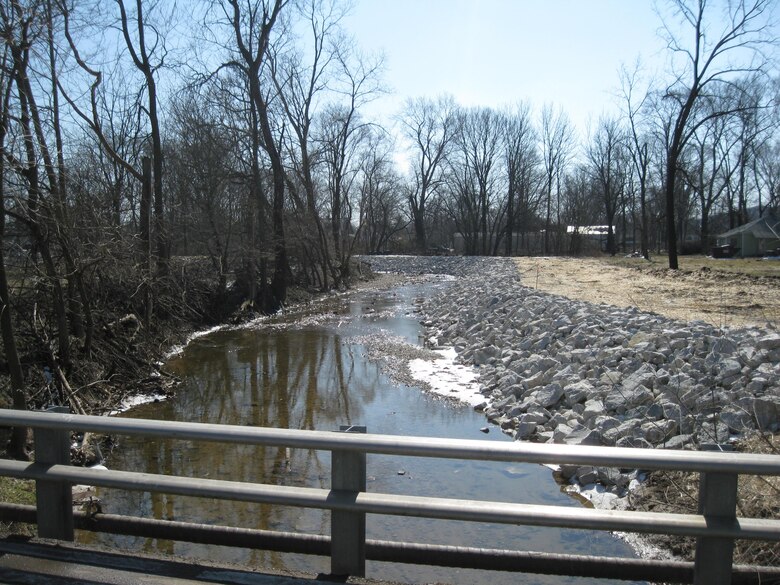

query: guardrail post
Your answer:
[694,464,737,585]
[331,425,366,577]
[34,406,74,541]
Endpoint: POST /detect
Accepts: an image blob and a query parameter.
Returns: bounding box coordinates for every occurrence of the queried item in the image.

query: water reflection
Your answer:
[81,279,646,585]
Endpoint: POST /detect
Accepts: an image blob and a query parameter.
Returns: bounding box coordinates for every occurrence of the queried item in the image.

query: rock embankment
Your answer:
[366,255,780,496]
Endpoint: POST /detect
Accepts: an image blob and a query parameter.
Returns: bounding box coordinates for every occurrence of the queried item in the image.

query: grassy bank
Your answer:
[0,477,35,537]
[606,253,780,279]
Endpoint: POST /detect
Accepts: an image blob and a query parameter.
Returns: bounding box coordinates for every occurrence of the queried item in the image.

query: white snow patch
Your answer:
[108,392,168,415]
[408,346,483,406]
[166,325,225,358]
[565,471,649,512]
[567,482,625,510]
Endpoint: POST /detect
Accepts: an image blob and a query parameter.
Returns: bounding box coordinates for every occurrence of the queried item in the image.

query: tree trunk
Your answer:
[270,165,289,306]
[480,188,488,255]
[246,102,260,307]
[149,79,167,275]
[251,75,288,307]
[665,156,679,269]
[0,250,27,458]
[140,156,152,325]
[544,179,552,255]
[505,174,515,257]
[412,198,426,251]
[607,226,616,256]
[641,184,649,260]
[14,68,71,370]
[640,145,649,260]
[0,78,27,458]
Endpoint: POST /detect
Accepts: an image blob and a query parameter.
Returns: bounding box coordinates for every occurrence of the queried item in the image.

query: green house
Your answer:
[716,213,780,257]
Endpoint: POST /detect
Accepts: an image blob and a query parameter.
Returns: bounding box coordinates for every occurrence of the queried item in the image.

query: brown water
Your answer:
[80,277,646,585]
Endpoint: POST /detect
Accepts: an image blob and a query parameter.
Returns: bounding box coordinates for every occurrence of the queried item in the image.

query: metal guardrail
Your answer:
[1,408,780,584]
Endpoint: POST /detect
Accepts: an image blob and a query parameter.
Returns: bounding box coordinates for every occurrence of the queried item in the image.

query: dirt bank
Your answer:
[515,256,780,330]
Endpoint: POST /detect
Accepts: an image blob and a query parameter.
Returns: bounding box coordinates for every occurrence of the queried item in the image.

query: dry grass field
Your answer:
[515,255,780,330]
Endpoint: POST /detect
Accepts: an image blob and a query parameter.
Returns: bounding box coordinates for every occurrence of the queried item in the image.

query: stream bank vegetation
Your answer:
[629,432,780,568]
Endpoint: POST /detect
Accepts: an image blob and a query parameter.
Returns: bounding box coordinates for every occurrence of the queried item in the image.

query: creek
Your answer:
[79,275,645,585]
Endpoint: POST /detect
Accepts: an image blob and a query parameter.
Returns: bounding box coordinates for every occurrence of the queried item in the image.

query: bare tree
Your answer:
[560,165,602,255]
[443,153,479,255]
[269,0,347,290]
[357,130,406,254]
[587,116,627,256]
[57,0,160,324]
[1,0,72,368]
[317,41,383,284]
[218,0,290,307]
[502,102,538,256]
[0,39,27,458]
[728,77,775,226]
[687,96,736,249]
[115,0,172,273]
[657,0,776,268]
[540,104,575,255]
[467,107,502,255]
[168,87,238,295]
[400,94,457,251]
[620,63,655,259]
[754,137,780,211]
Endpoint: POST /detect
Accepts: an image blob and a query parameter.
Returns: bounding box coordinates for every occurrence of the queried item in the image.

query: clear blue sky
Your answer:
[343,1,667,135]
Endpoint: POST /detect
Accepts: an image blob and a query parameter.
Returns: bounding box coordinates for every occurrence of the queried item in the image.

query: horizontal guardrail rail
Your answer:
[0,408,779,585]
[2,409,779,473]
[1,458,777,540]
